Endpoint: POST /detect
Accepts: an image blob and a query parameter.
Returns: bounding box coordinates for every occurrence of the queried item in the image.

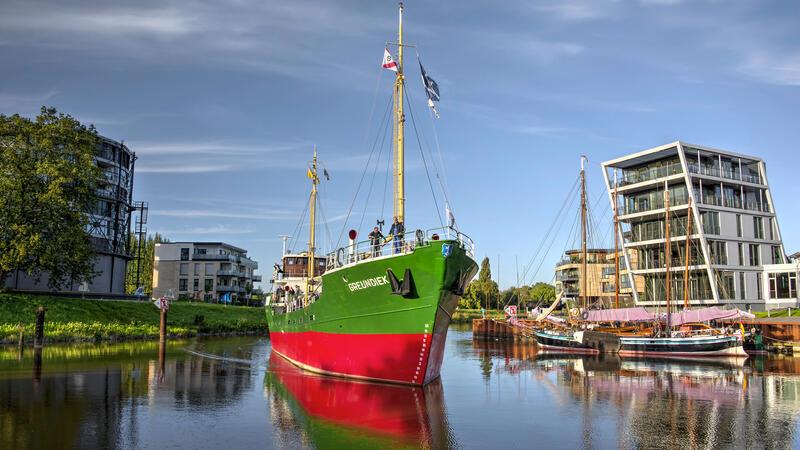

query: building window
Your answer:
[709,240,727,265]
[205,263,214,274]
[736,214,742,237]
[179,278,188,291]
[753,217,764,239]
[180,263,188,275]
[772,246,784,264]
[194,263,200,276]
[749,244,760,266]
[718,271,735,300]
[756,273,763,299]
[768,218,774,240]
[769,272,797,299]
[702,211,720,235]
[204,278,214,292]
[738,243,745,266]
[739,272,746,300]
[181,248,190,261]
[193,278,199,291]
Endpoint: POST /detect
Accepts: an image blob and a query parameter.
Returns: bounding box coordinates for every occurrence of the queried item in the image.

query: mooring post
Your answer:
[34,306,45,349]
[159,307,167,344]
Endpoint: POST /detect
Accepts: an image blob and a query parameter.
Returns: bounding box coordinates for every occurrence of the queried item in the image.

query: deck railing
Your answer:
[324,226,475,272]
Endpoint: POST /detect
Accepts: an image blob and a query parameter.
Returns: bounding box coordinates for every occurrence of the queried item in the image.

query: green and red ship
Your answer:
[265,3,478,386]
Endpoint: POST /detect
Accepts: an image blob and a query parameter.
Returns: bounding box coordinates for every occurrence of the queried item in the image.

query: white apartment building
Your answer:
[153,242,260,302]
[602,141,794,311]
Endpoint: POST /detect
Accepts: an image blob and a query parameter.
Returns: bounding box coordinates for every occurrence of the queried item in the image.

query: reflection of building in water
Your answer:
[543,356,800,448]
[0,345,253,449]
[469,339,800,448]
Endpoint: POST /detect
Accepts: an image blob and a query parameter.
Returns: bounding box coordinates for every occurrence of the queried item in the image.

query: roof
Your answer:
[602,141,763,169]
[162,242,248,254]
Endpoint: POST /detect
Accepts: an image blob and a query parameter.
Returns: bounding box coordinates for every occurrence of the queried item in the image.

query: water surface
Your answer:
[1,326,800,448]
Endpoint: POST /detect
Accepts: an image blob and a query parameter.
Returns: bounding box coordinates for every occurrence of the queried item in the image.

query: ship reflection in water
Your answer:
[2,330,800,448]
[265,353,452,448]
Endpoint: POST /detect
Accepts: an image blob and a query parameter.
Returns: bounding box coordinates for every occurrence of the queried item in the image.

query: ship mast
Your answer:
[393,2,406,223]
[613,171,620,309]
[306,147,319,307]
[580,155,588,312]
[664,180,671,332]
[683,197,693,309]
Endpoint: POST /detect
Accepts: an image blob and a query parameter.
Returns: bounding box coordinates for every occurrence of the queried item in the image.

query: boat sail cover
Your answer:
[666,307,755,326]
[586,307,655,323]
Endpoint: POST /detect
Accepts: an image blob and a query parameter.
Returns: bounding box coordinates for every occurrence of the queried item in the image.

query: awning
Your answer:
[666,307,755,326]
[585,307,655,322]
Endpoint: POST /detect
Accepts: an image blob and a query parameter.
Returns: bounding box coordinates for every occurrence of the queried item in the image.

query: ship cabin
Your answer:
[268,252,327,313]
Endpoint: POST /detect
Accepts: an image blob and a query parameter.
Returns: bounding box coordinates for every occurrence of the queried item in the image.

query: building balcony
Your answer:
[619,161,683,186]
[216,285,244,293]
[687,163,763,185]
[555,258,579,268]
[237,256,258,269]
[252,275,262,282]
[217,269,245,277]
[193,253,236,261]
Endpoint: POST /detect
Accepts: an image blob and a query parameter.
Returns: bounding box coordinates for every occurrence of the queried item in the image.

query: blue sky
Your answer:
[2,0,799,288]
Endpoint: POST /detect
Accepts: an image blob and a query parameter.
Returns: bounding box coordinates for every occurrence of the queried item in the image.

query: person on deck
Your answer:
[368,226,384,257]
[389,216,404,254]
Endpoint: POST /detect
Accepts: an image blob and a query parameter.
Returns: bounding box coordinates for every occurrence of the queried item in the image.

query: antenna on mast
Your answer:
[279,235,291,255]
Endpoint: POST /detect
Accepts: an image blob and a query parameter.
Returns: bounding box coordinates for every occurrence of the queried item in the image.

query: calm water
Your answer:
[2,326,800,449]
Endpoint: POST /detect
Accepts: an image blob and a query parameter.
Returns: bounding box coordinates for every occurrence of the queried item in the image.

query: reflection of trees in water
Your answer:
[0,342,255,449]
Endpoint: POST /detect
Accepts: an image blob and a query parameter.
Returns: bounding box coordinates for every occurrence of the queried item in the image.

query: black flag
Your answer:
[419,61,440,117]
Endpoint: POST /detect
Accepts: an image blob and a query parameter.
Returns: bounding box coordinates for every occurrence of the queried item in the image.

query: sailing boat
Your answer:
[265,4,478,386]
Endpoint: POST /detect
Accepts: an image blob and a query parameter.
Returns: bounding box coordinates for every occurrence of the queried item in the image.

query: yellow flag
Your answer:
[307,168,314,179]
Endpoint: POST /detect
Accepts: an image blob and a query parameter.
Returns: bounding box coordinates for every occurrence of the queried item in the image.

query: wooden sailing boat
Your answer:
[266,3,479,385]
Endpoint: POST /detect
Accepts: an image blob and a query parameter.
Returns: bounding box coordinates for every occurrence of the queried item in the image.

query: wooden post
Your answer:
[34,306,45,349]
[159,308,168,344]
[17,324,24,360]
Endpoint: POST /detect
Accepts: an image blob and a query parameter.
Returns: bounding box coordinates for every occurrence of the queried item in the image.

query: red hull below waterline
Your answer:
[270,330,443,385]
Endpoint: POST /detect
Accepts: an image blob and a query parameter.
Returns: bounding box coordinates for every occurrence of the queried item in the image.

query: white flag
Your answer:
[382,48,398,72]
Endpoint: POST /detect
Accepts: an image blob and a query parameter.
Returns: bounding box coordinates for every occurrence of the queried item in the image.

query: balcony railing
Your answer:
[252,275,262,282]
[217,269,245,277]
[687,163,763,185]
[619,162,682,186]
[193,253,236,261]
[216,285,244,293]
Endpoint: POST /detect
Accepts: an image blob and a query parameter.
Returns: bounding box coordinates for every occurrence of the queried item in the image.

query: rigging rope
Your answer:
[403,88,445,229]
[357,106,393,233]
[335,93,394,249]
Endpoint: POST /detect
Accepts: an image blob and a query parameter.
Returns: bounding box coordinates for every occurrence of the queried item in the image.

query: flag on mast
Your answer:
[382,48,398,72]
[419,61,440,118]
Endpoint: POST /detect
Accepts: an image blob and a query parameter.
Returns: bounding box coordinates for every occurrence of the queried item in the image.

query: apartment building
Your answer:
[153,242,260,302]
[602,141,790,310]
[3,136,138,296]
[555,249,636,308]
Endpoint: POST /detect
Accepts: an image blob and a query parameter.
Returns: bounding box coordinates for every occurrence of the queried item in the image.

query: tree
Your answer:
[0,107,103,289]
[125,232,168,296]
[529,282,556,305]
[459,257,500,310]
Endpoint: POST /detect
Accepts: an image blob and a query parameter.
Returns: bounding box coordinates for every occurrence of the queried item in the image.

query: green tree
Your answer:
[0,107,103,289]
[125,232,168,296]
[460,257,499,310]
[529,282,556,305]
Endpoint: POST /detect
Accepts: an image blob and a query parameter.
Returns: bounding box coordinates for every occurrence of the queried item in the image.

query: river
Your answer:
[1,325,799,449]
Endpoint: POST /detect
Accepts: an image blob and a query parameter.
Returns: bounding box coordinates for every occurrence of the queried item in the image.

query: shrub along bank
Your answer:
[0,293,267,344]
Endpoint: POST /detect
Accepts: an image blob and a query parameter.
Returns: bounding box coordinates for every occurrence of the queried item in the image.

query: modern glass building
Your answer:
[602,141,791,310]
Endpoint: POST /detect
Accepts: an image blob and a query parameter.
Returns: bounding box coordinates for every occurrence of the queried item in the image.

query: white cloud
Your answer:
[738,49,800,87]
[533,0,619,22]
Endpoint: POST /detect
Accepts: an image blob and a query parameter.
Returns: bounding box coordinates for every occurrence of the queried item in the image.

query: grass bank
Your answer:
[451,308,507,323]
[0,293,267,344]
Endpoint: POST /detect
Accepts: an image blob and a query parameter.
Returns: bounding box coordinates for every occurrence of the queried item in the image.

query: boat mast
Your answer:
[306,147,319,307]
[664,180,671,331]
[613,170,620,309]
[683,197,693,309]
[580,156,588,311]
[393,2,406,223]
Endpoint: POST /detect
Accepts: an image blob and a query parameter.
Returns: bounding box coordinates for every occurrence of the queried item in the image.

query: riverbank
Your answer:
[0,293,267,344]
[451,308,506,323]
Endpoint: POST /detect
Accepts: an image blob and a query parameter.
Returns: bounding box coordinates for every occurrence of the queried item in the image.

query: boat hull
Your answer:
[533,330,599,354]
[267,239,477,385]
[618,335,747,357]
